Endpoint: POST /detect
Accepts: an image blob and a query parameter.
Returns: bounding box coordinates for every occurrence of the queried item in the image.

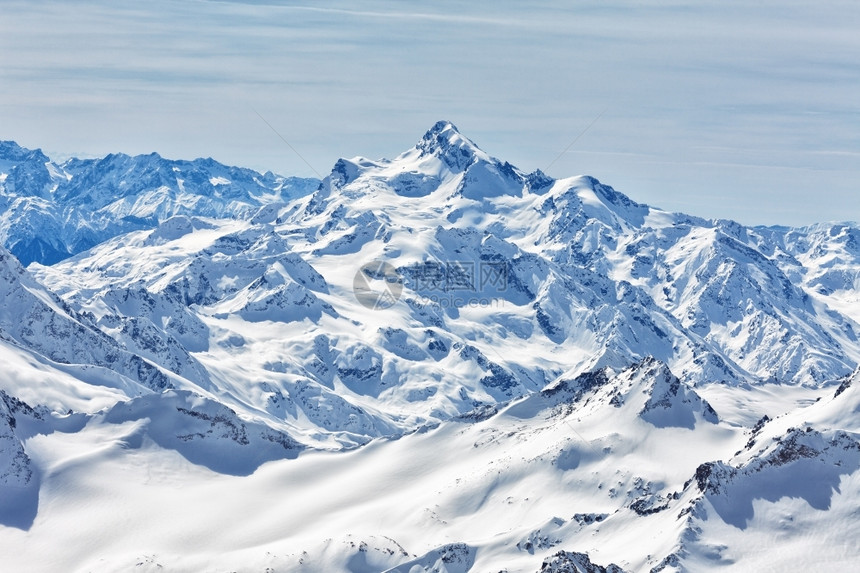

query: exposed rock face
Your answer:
[539,550,627,573]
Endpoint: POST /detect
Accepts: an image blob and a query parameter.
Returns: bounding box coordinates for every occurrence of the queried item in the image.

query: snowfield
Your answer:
[1,123,859,571]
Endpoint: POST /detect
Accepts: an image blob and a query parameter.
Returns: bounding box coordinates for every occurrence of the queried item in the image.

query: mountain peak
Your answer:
[416,120,486,171]
[422,119,463,139]
[0,140,49,165]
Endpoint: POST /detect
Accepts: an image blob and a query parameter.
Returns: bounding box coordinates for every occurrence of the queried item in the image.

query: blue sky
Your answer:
[2,0,858,226]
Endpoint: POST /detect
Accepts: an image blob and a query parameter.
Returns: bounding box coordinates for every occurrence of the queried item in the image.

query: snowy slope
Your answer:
[3,360,852,571]
[1,123,859,571]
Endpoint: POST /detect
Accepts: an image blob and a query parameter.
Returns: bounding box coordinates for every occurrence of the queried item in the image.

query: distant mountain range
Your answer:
[1,123,859,571]
[0,140,318,265]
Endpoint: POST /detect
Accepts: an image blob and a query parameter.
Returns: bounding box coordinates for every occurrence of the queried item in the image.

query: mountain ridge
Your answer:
[0,141,319,265]
[1,123,860,571]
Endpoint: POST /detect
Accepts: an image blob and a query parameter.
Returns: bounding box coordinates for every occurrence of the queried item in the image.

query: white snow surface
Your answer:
[1,122,860,571]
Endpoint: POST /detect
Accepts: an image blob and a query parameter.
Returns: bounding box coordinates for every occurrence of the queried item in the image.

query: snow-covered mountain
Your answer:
[1,123,859,571]
[0,141,318,265]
